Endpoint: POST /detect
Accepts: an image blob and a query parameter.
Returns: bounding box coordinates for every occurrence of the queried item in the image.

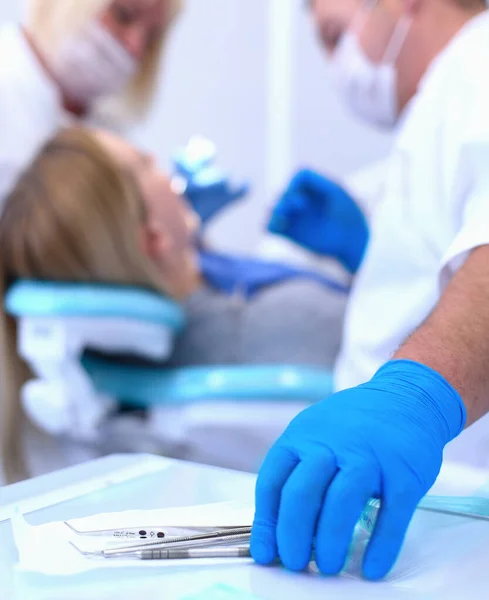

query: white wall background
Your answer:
[1,0,393,252]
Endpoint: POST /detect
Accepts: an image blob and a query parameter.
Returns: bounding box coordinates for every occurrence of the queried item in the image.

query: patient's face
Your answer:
[96,130,201,296]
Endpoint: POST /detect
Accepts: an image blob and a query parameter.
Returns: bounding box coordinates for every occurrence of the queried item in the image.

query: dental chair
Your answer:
[5,280,334,474]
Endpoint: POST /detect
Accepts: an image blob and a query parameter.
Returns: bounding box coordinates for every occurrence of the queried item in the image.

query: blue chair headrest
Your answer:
[5,280,186,331]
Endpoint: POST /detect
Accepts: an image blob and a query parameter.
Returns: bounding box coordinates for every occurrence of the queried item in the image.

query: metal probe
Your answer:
[70,542,251,561]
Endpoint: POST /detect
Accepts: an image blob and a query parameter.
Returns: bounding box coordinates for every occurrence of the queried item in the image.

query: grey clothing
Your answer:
[167,280,347,370]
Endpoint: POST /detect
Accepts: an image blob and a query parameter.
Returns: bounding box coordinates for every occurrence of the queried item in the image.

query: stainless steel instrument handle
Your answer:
[104,526,252,557]
[141,546,251,560]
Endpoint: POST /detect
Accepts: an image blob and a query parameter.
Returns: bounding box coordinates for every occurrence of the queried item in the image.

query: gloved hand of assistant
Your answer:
[251,360,466,580]
[268,169,369,274]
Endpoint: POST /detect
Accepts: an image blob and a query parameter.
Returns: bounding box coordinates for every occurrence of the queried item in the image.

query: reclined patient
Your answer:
[0,127,347,481]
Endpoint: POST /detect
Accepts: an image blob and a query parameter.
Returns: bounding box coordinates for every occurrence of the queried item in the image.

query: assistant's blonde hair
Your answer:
[26,0,183,123]
[0,127,168,484]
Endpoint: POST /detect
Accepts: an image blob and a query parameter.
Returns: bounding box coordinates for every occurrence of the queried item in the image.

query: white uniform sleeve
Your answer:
[440,143,489,289]
[344,157,390,221]
[0,86,24,205]
[0,24,63,210]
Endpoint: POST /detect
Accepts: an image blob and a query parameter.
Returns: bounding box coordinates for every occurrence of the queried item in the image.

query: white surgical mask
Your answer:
[331,5,412,128]
[52,20,138,106]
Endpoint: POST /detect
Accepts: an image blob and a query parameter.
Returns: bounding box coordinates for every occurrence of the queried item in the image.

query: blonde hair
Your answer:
[25,0,183,122]
[0,127,167,484]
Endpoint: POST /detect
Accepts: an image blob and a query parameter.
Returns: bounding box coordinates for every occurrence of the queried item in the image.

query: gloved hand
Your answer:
[268,169,369,274]
[251,360,466,580]
[184,176,249,224]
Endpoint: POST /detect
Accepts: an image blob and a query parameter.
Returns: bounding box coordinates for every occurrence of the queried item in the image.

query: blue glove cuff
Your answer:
[373,359,467,443]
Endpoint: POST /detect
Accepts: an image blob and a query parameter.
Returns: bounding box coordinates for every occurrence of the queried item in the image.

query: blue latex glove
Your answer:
[251,360,466,580]
[184,174,249,224]
[268,169,369,274]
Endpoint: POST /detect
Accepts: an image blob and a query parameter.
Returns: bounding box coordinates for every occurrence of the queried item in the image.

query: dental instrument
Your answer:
[84,527,252,559]
[70,542,251,561]
[63,521,246,540]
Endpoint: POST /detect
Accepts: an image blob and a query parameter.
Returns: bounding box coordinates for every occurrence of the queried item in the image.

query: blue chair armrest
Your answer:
[82,356,334,407]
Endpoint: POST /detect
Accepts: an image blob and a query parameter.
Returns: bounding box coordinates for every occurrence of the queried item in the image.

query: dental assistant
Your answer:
[0,0,182,201]
[252,0,489,581]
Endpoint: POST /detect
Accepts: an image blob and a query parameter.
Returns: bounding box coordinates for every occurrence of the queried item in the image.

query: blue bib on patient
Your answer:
[199,250,349,299]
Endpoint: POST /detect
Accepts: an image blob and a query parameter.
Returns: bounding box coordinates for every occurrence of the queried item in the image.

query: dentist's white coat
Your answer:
[336,12,489,392]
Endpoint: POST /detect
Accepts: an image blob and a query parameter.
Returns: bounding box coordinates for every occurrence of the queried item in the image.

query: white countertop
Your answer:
[0,453,488,600]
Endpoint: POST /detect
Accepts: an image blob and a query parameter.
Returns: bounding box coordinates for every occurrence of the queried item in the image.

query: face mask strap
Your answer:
[382,13,413,65]
[351,0,412,66]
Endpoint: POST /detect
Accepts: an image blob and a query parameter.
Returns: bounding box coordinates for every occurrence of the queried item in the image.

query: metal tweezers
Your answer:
[64,521,248,540]
[69,526,252,560]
